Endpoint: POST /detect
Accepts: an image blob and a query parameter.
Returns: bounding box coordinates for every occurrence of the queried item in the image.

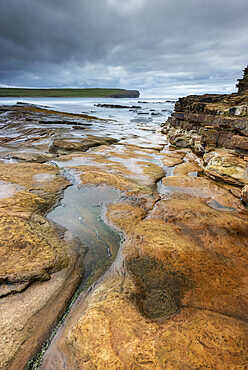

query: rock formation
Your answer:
[0,162,86,369]
[237,65,248,94]
[161,67,248,190]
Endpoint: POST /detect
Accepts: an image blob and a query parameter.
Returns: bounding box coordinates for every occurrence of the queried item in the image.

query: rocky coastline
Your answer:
[0,71,248,369]
[162,66,248,201]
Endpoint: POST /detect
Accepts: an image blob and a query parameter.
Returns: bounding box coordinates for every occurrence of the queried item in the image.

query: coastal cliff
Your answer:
[162,66,248,194]
[237,65,248,93]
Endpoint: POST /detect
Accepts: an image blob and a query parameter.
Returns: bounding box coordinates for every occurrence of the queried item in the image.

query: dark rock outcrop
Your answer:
[110,90,140,98]
[237,65,248,94]
[94,104,141,109]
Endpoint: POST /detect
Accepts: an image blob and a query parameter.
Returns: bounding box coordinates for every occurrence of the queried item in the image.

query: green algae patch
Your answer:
[127,256,188,319]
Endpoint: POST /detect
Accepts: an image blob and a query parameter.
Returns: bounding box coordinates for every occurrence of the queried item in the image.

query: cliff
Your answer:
[237,65,248,93]
[110,90,140,98]
[161,67,248,193]
[162,91,248,153]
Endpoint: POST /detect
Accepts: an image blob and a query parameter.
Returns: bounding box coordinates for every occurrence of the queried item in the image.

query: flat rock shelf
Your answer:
[0,97,247,370]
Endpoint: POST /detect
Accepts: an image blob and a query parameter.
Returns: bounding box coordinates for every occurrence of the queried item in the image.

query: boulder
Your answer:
[229,105,248,116]
[230,135,248,150]
[242,185,248,204]
[173,136,192,148]
[204,150,248,186]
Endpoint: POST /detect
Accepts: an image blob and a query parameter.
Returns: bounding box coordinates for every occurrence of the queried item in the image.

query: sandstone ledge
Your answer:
[41,181,248,369]
[40,144,248,369]
[1,102,248,369]
[0,162,86,369]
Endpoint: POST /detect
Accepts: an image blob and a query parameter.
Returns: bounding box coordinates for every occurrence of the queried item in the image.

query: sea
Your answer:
[0,97,175,147]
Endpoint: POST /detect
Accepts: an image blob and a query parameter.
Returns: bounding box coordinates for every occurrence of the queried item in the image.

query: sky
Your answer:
[0,0,248,97]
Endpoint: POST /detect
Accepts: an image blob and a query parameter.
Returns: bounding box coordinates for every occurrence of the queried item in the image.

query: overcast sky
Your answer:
[0,0,248,97]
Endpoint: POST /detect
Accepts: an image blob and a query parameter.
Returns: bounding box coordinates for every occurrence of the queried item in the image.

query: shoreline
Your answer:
[0,84,247,368]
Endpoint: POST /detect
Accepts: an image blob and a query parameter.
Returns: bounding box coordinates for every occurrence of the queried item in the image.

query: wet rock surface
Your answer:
[94,103,141,109]
[0,106,95,368]
[0,162,86,369]
[49,136,118,154]
[41,167,248,368]
[0,102,248,369]
[41,123,247,367]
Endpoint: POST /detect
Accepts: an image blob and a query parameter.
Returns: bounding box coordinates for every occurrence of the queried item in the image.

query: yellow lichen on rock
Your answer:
[0,162,69,205]
[106,203,146,233]
[42,264,248,369]
[0,216,69,291]
[41,145,248,369]
[79,168,134,190]
[0,161,84,369]
[204,150,248,186]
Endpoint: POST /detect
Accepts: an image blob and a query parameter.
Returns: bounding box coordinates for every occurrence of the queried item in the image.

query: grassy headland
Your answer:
[0,88,140,98]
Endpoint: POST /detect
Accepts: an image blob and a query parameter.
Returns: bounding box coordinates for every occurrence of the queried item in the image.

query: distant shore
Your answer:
[0,87,140,98]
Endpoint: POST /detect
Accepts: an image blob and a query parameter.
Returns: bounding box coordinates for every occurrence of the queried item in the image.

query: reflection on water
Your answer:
[27,186,122,368]
[48,185,122,287]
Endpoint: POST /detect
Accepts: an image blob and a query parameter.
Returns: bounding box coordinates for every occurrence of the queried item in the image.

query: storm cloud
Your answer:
[1,0,248,96]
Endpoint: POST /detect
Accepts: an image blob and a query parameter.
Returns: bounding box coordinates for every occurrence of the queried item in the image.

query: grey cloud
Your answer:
[0,0,248,96]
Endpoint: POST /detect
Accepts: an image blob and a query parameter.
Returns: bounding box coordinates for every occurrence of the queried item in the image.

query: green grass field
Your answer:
[0,88,139,98]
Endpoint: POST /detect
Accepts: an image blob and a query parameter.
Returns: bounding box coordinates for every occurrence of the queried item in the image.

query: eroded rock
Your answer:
[0,161,86,369]
[49,136,118,153]
[41,185,248,369]
[10,151,56,163]
[41,144,248,369]
[236,65,248,94]
[242,185,248,205]
[203,150,248,186]
[161,68,248,162]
